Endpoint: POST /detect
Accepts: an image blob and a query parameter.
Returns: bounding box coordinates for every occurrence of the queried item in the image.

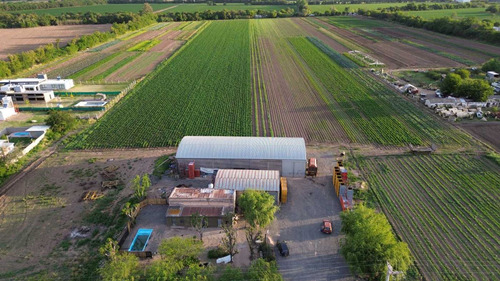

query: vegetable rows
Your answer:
[70,20,252,148]
[360,155,500,281]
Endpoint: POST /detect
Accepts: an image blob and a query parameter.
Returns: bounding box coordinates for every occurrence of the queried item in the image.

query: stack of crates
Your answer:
[333,160,353,211]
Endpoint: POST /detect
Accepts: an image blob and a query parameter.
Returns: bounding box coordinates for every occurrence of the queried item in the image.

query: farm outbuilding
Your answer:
[176,136,306,177]
[214,169,281,204]
[166,187,235,227]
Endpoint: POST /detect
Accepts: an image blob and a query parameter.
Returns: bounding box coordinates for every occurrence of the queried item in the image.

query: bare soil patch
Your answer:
[317,20,463,69]
[0,25,111,60]
[375,27,491,64]
[0,148,172,278]
[458,122,500,152]
[293,18,350,53]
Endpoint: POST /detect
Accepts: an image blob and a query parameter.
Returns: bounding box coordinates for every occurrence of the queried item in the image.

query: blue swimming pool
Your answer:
[11,132,31,137]
[128,229,153,252]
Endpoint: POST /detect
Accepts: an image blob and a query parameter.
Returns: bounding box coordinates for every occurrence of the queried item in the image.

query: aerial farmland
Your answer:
[0,2,499,280]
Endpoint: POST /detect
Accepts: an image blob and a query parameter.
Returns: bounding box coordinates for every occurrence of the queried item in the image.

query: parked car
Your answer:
[321,220,333,234]
[277,240,289,257]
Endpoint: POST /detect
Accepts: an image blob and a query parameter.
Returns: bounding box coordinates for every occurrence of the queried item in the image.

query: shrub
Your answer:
[207,247,229,259]
[259,243,276,262]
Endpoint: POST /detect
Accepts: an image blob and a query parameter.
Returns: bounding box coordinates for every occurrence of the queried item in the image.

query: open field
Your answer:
[458,122,500,152]
[70,20,251,148]
[359,154,500,281]
[0,24,111,60]
[314,16,500,67]
[12,3,176,15]
[34,22,193,83]
[69,18,485,149]
[405,7,498,20]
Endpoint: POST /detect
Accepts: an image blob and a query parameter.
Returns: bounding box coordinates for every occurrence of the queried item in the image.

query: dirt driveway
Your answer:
[269,176,354,281]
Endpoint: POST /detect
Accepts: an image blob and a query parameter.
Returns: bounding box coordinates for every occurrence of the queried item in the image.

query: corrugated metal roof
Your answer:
[176,136,306,161]
[214,169,280,192]
[170,187,234,200]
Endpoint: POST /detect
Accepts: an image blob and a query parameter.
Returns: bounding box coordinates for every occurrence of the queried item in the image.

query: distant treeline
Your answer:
[380,2,483,11]
[360,9,500,44]
[0,0,106,12]
[0,13,157,79]
[0,11,152,28]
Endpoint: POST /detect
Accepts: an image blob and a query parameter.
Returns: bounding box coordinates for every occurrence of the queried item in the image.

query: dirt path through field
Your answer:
[153,5,178,14]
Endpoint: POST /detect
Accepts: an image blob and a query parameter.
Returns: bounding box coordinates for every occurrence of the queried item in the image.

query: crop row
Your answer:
[289,37,422,146]
[69,20,252,148]
[360,155,500,280]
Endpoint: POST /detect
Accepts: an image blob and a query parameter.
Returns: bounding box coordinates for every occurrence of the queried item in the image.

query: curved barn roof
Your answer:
[176,136,306,161]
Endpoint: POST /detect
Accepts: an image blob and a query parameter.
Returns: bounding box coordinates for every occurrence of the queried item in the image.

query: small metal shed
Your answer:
[214,169,280,204]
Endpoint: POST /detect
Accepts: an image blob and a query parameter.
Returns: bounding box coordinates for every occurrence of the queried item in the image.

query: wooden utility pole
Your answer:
[385,262,404,281]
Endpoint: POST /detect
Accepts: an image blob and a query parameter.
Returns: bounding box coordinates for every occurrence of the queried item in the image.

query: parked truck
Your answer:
[306,158,317,177]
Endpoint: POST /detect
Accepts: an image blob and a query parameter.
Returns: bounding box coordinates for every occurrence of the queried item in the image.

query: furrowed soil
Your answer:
[0,25,111,60]
[458,122,500,152]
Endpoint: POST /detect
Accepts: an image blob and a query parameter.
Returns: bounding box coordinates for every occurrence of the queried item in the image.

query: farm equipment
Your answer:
[306,158,317,177]
[102,180,121,189]
[333,160,353,211]
[81,190,104,201]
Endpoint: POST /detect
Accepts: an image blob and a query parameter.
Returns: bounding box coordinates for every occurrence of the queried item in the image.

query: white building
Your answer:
[176,136,307,177]
[0,74,73,103]
[0,96,17,121]
[486,71,499,80]
[0,140,14,156]
[455,0,470,2]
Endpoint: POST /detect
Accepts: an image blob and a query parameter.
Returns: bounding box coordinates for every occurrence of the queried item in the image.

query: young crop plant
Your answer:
[70,20,252,148]
[360,155,500,281]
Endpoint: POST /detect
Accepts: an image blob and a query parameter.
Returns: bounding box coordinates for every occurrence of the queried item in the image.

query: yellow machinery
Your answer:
[280,177,287,203]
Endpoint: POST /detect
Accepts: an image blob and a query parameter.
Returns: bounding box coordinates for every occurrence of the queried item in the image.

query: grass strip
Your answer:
[91,53,141,81]
[69,52,122,79]
[127,39,161,52]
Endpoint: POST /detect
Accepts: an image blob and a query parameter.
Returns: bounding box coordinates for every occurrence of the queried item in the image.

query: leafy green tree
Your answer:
[99,238,119,261]
[239,190,278,259]
[482,58,500,73]
[131,174,150,199]
[296,0,310,16]
[456,79,493,102]
[99,252,140,281]
[158,237,203,264]
[141,3,153,15]
[45,110,77,134]
[190,212,208,241]
[145,259,183,281]
[219,265,244,281]
[340,205,412,279]
[246,259,283,281]
[121,202,139,232]
[221,213,238,262]
[455,69,470,79]
[440,73,462,96]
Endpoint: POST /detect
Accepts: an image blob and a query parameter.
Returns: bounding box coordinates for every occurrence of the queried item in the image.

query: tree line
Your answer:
[0,0,106,12]
[380,2,483,12]
[0,11,157,79]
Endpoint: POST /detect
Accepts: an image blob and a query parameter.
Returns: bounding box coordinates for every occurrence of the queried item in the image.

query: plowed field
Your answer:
[0,25,111,60]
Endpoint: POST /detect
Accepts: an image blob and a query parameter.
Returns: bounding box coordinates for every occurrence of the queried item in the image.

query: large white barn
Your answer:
[175,136,307,177]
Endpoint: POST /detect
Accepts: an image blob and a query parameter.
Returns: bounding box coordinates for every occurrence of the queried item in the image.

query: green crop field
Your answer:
[70,20,251,148]
[167,3,289,13]
[11,3,175,15]
[360,154,500,281]
[405,7,498,20]
[69,18,479,148]
[322,16,390,29]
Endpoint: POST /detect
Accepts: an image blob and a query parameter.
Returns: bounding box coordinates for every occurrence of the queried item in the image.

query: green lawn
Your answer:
[12,3,176,15]
[167,3,290,13]
[405,7,498,20]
